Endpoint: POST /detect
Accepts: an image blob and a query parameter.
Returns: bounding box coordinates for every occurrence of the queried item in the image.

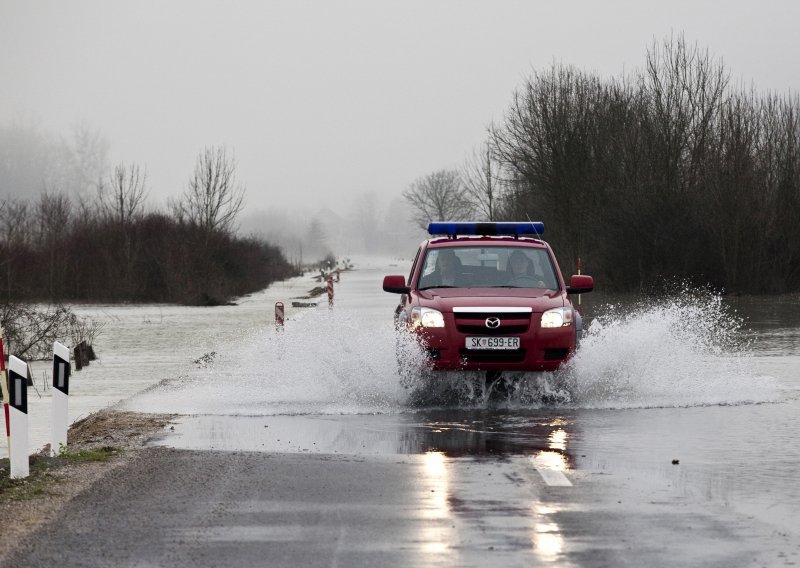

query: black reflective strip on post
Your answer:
[53,354,71,395]
[8,368,27,414]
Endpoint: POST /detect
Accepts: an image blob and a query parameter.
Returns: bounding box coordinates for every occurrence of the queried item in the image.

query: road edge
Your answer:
[0,410,174,564]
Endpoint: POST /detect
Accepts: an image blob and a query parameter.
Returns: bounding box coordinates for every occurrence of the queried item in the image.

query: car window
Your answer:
[408,246,421,284]
[417,246,558,290]
[421,250,438,277]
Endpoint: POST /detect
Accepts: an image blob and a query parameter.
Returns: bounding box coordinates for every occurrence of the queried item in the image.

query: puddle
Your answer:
[150,410,575,459]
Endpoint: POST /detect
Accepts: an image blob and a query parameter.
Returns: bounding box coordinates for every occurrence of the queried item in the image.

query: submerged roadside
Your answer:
[8,269,325,460]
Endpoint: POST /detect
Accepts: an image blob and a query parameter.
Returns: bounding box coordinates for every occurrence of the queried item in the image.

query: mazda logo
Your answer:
[485,317,501,329]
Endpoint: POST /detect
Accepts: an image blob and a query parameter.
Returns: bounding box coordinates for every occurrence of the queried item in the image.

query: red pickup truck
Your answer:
[383,222,593,374]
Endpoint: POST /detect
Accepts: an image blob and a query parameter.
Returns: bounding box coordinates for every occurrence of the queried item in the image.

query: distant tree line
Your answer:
[0,147,297,305]
[0,119,109,202]
[405,36,800,293]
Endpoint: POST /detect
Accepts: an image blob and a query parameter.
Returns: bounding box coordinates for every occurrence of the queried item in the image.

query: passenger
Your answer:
[507,250,546,288]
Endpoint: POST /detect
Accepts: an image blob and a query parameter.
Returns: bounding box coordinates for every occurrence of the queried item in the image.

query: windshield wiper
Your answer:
[418,285,459,290]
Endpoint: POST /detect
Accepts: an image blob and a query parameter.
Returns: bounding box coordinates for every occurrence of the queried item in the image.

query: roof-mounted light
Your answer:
[427,222,545,237]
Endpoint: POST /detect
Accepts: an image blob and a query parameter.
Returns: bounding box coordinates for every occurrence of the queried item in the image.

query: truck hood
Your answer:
[416,287,565,313]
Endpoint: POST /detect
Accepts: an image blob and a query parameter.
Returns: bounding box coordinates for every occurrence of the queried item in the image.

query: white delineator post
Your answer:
[327,275,334,309]
[8,355,28,479]
[51,341,71,456]
[275,301,285,329]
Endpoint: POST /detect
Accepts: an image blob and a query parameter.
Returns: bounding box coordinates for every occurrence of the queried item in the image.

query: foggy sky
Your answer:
[2,0,799,218]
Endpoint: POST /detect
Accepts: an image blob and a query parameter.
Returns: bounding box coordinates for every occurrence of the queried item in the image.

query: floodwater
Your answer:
[4,271,317,459]
[11,257,800,563]
[129,259,796,553]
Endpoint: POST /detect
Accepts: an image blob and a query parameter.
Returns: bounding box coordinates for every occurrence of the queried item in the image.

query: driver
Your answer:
[507,250,546,288]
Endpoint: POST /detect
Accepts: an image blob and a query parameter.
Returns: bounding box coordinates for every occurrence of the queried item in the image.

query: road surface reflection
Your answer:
[153,409,579,463]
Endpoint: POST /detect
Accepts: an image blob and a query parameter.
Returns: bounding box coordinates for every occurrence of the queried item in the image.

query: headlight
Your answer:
[541,307,573,328]
[410,307,445,328]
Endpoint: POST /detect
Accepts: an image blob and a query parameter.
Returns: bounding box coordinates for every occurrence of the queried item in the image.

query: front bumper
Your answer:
[412,311,576,372]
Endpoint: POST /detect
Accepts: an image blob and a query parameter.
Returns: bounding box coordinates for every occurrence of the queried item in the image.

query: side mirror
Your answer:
[383,275,410,294]
[566,274,593,294]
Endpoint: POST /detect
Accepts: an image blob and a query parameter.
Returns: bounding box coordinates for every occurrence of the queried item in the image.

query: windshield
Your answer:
[417,246,559,290]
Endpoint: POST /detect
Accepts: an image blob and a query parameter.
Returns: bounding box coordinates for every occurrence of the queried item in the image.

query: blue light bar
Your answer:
[427,221,545,237]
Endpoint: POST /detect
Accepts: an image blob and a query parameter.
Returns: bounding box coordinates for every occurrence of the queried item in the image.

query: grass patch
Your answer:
[59,446,118,464]
[2,475,63,501]
[0,446,119,503]
[0,461,62,502]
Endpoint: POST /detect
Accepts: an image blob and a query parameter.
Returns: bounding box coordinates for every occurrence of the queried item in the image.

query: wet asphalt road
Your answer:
[6,407,799,567]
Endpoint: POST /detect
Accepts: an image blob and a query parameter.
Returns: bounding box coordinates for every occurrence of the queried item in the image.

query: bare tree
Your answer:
[462,140,502,221]
[0,302,104,361]
[34,190,72,297]
[61,121,109,198]
[0,199,27,300]
[0,118,53,198]
[174,146,245,234]
[0,119,109,202]
[641,34,729,193]
[304,217,330,260]
[403,169,470,230]
[35,190,72,236]
[100,162,148,224]
[96,163,148,298]
[0,303,73,360]
[0,198,31,249]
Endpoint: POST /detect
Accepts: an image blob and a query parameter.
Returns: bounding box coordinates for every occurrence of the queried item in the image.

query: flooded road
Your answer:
[7,271,316,459]
[9,258,799,566]
[128,259,799,565]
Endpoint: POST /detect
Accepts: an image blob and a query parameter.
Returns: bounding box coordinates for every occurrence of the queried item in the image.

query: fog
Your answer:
[2,0,799,256]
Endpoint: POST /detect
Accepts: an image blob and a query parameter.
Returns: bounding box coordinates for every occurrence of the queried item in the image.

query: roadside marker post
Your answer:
[335,269,340,282]
[275,301,285,330]
[8,356,29,479]
[327,276,334,309]
[51,342,71,457]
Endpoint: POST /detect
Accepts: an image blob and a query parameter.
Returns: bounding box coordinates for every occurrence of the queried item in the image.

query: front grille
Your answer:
[459,349,527,363]
[453,312,531,335]
[457,324,528,335]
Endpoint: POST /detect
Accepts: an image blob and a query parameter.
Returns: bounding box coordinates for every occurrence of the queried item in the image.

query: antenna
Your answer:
[525,213,542,240]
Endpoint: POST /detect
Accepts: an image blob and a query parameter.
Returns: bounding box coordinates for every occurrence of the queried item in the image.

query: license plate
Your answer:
[465,337,520,350]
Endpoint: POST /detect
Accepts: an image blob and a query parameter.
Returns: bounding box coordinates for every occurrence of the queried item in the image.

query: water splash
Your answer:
[126,287,778,416]
[402,288,777,409]
[559,289,778,408]
[126,306,424,415]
